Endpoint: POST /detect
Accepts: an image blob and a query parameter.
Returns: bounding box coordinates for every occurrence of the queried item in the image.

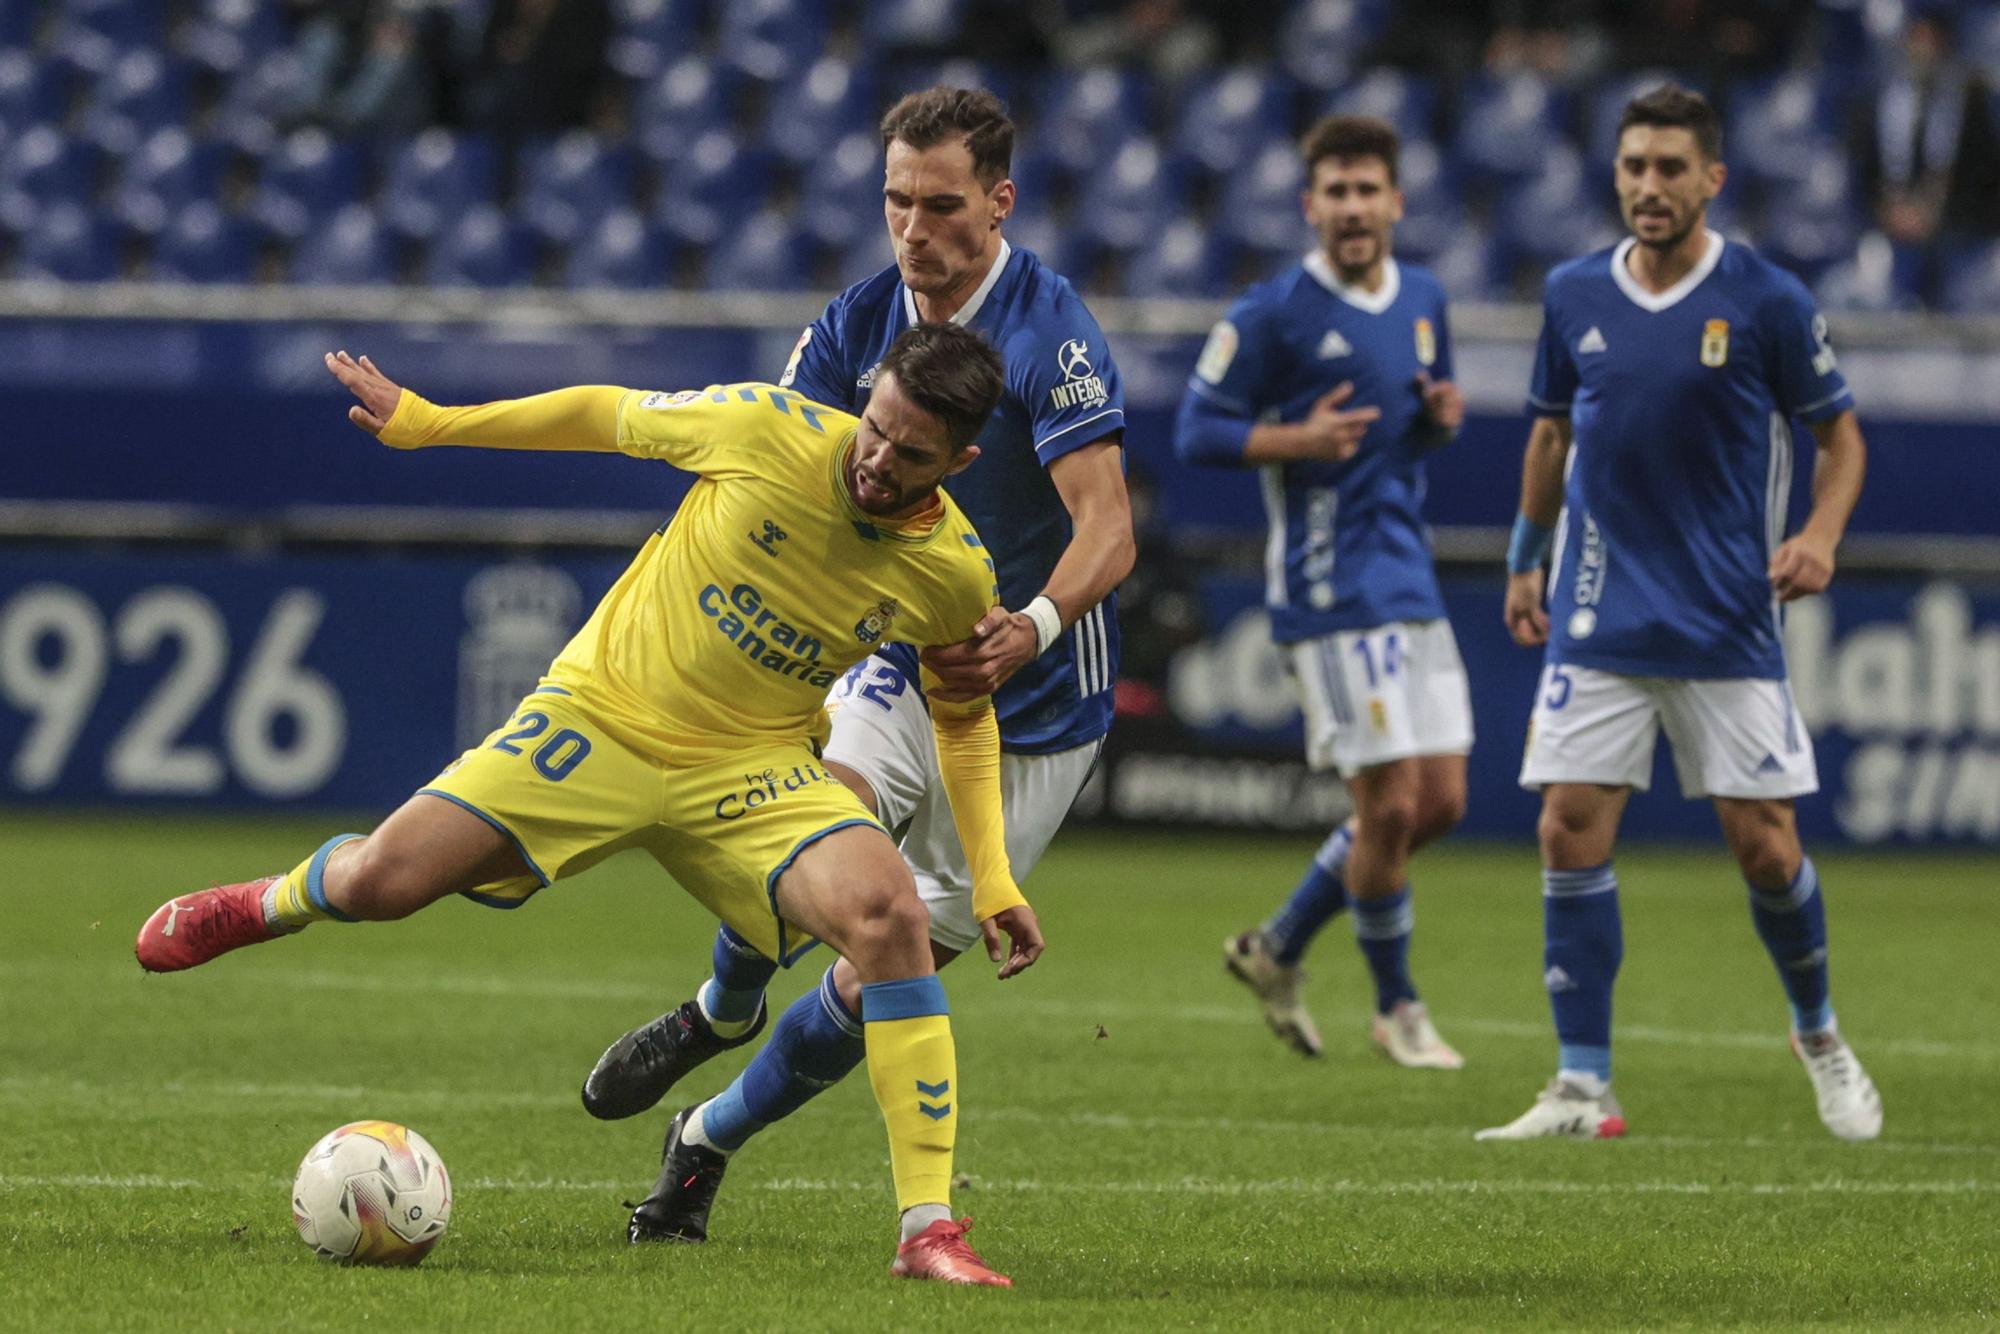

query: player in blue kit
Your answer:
[1176,115,1471,1069]
[1477,86,1881,1142]
[581,87,1138,1241]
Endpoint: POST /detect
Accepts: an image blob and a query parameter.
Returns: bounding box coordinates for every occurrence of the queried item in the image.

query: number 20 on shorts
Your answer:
[489,709,592,782]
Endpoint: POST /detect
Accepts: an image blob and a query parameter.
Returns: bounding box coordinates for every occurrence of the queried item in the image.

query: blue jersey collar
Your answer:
[1610,229,1724,312]
[1303,251,1401,314]
[900,239,1014,328]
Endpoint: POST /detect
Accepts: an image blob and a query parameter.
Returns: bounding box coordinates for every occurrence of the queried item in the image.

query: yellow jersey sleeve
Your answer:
[379,385,624,452]
[615,383,853,481]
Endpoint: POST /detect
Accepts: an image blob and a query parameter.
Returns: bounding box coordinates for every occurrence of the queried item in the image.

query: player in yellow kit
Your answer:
[133,322,1031,1286]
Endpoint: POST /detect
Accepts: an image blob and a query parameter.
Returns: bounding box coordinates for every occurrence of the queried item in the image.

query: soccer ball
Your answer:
[291,1120,452,1266]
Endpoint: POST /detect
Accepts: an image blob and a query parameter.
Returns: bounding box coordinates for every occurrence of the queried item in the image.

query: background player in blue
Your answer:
[1176,115,1472,1070]
[585,86,1138,1242]
[1477,86,1881,1143]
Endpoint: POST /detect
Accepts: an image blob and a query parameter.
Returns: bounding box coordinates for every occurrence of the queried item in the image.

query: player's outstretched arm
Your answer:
[1505,415,1572,647]
[325,350,624,453]
[926,686,1042,980]
[1771,409,1867,602]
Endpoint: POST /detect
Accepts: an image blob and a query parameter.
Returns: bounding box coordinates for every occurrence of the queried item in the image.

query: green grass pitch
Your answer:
[2,813,1996,1331]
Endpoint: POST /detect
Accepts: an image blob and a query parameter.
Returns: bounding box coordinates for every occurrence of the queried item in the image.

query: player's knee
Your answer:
[1417,785,1467,845]
[1734,834,1801,891]
[842,881,930,963]
[1537,797,1602,866]
[1359,792,1421,849]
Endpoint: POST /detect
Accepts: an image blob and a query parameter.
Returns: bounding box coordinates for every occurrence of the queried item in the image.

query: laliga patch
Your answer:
[1195,320,1239,384]
[779,326,812,388]
[639,389,701,410]
[1810,313,1838,376]
[1700,318,1729,368]
[1413,317,1437,367]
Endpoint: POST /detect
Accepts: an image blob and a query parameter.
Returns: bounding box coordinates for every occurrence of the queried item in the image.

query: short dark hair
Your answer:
[876,323,1005,449]
[1617,83,1723,163]
[1300,114,1400,185]
[879,86,1014,188]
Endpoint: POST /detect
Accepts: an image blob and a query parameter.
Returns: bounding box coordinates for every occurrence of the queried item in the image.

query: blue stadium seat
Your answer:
[380,129,500,245]
[608,0,711,81]
[633,54,736,166]
[1319,68,1437,143]
[1422,223,1503,302]
[291,202,397,285]
[764,55,877,168]
[180,0,291,76]
[425,203,536,287]
[15,200,122,280]
[149,199,259,282]
[215,47,305,156]
[0,123,98,234]
[564,207,674,288]
[1729,70,1843,190]
[0,3,38,47]
[1036,67,1146,175]
[838,226,894,276]
[1455,72,1568,188]
[1496,145,1617,269]
[54,0,161,50]
[883,59,1017,115]
[1121,217,1239,299]
[1584,71,1690,165]
[1391,138,1461,264]
[717,0,825,85]
[0,47,74,132]
[1003,211,1099,289]
[1282,0,1391,92]
[798,130,883,251]
[1816,232,1925,314]
[1175,66,1296,178]
[1211,138,1306,252]
[1938,238,2000,316]
[1071,136,1187,254]
[517,131,637,248]
[702,206,812,290]
[249,127,367,242]
[863,0,969,49]
[109,126,226,236]
[76,48,193,155]
[1760,146,1860,282]
[653,130,772,246]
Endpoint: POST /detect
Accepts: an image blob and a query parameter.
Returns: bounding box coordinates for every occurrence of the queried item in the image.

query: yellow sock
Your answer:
[269,834,366,929]
[860,977,957,1213]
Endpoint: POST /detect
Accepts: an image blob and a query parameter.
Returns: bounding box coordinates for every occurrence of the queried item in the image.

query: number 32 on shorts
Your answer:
[488,709,593,782]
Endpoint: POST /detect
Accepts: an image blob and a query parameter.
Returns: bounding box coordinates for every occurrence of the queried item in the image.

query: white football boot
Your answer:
[1223,931,1323,1057]
[1369,999,1465,1069]
[1474,1078,1627,1141]
[1791,1029,1883,1141]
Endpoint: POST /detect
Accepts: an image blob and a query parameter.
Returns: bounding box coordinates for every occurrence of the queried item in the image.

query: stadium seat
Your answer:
[108,126,226,236]
[608,0,711,82]
[1120,216,1239,299]
[0,123,98,235]
[1421,222,1503,302]
[179,0,291,77]
[75,48,193,155]
[633,54,736,166]
[0,47,74,131]
[1938,238,2000,316]
[1036,66,1147,175]
[1282,0,1391,92]
[52,0,161,51]
[1454,72,1568,187]
[1583,70,1690,165]
[702,206,812,290]
[1070,135,1187,254]
[1174,66,1296,178]
[148,199,259,282]
[0,3,37,47]
[215,47,308,156]
[1760,146,1861,282]
[379,129,500,245]
[764,55,877,168]
[1211,138,1306,252]
[516,130,638,249]
[1729,70,1843,191]
[652,129,772,246]
[564,206,674,289]
[863,0,968,51]
[1003,211,1099,290]
[1319,68,1438,143]
[1816,232,1924,314]
[14,199,122,280]
[883,58,1017,115]
[248,127,367,243]
[716,0,825,85]
[424,203,537,287]
[1391,138,1460,263]
[1496,145,1618,269]
[838,225,894,276]
[797,130,884,252]
[290,201,397,285]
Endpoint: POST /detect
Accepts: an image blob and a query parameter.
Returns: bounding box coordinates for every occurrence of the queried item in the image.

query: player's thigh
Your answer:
[767,823,930,980]
[1287,626,1429,777]
[1657,677,1818,802]
[1412,751,1469,843]
[339,790,532,911]
[897,739,1102,952]
[1346,754,1423,835]
[823,654,935,830]
[1518,664,1663,792]
[421,690,659,908]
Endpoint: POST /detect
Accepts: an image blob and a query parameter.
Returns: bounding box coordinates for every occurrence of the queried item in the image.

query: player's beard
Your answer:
[1324,225,1386,282]
[1628,200,1703,252]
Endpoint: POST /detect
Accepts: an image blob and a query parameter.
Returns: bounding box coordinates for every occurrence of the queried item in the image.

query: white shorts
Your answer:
[1518,664,1818,800]
[1287,619,1475,777]
[824,656,1102,952]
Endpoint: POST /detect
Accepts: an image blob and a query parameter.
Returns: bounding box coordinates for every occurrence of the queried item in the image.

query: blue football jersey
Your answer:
[1529,233,1854,680]
[1176,254,1455,643]
[780,240,1127,753]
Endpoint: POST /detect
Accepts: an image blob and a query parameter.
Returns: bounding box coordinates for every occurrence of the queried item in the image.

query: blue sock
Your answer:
[1352,886,1417,1014]
[701,966,865,1152]
[1747,857,1833,1035]
[700,926,778,1025]
[1544,864,1622,1083]
[1265,825,1352,965]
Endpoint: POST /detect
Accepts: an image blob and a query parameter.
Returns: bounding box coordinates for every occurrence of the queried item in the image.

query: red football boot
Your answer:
[890,1217,1012,1287]
[135,877,283,973]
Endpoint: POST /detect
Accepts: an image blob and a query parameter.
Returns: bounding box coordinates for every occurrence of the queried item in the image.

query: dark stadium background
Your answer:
[3,0,1998,848]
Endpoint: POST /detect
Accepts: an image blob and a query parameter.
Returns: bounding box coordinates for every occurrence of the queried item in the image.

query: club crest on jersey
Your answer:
[778,327,812,388]
[1413,318,1437,367]
[854,597,899,644]
[640,389,702,409]
[1049,337,1109,411]
[1701,319,1730,368]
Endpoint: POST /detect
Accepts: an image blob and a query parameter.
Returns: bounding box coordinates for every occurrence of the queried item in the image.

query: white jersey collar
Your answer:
[1611,229,1724,312]
[901,238,1013,327]
[1303,250,1400,314]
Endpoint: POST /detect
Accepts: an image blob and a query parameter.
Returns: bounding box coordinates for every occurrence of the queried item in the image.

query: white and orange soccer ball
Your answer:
[291,1120,452,1266]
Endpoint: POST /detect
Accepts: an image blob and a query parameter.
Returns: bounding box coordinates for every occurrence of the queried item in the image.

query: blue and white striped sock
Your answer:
[1264,825,1352,965]
[1352,886,1417,1014]
[696,966,864,1154]
[1544,863,1622,1088]
[1747,857,1833,1036]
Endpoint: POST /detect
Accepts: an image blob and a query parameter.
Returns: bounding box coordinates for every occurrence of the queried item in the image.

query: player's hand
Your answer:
[325,350,402,435]
[1770,531,1836,601]
[920,605,1037,699]
[1414,372,1464,434]
[1505,569,1549,647]
[980,903,1044,980]
[1302,381,1380,462]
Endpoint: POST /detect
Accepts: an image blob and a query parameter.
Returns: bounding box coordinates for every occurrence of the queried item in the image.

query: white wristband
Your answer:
[1020,595,1062,656]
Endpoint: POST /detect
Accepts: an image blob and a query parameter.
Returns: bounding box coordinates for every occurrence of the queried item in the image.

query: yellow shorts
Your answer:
[421,686,879,964]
